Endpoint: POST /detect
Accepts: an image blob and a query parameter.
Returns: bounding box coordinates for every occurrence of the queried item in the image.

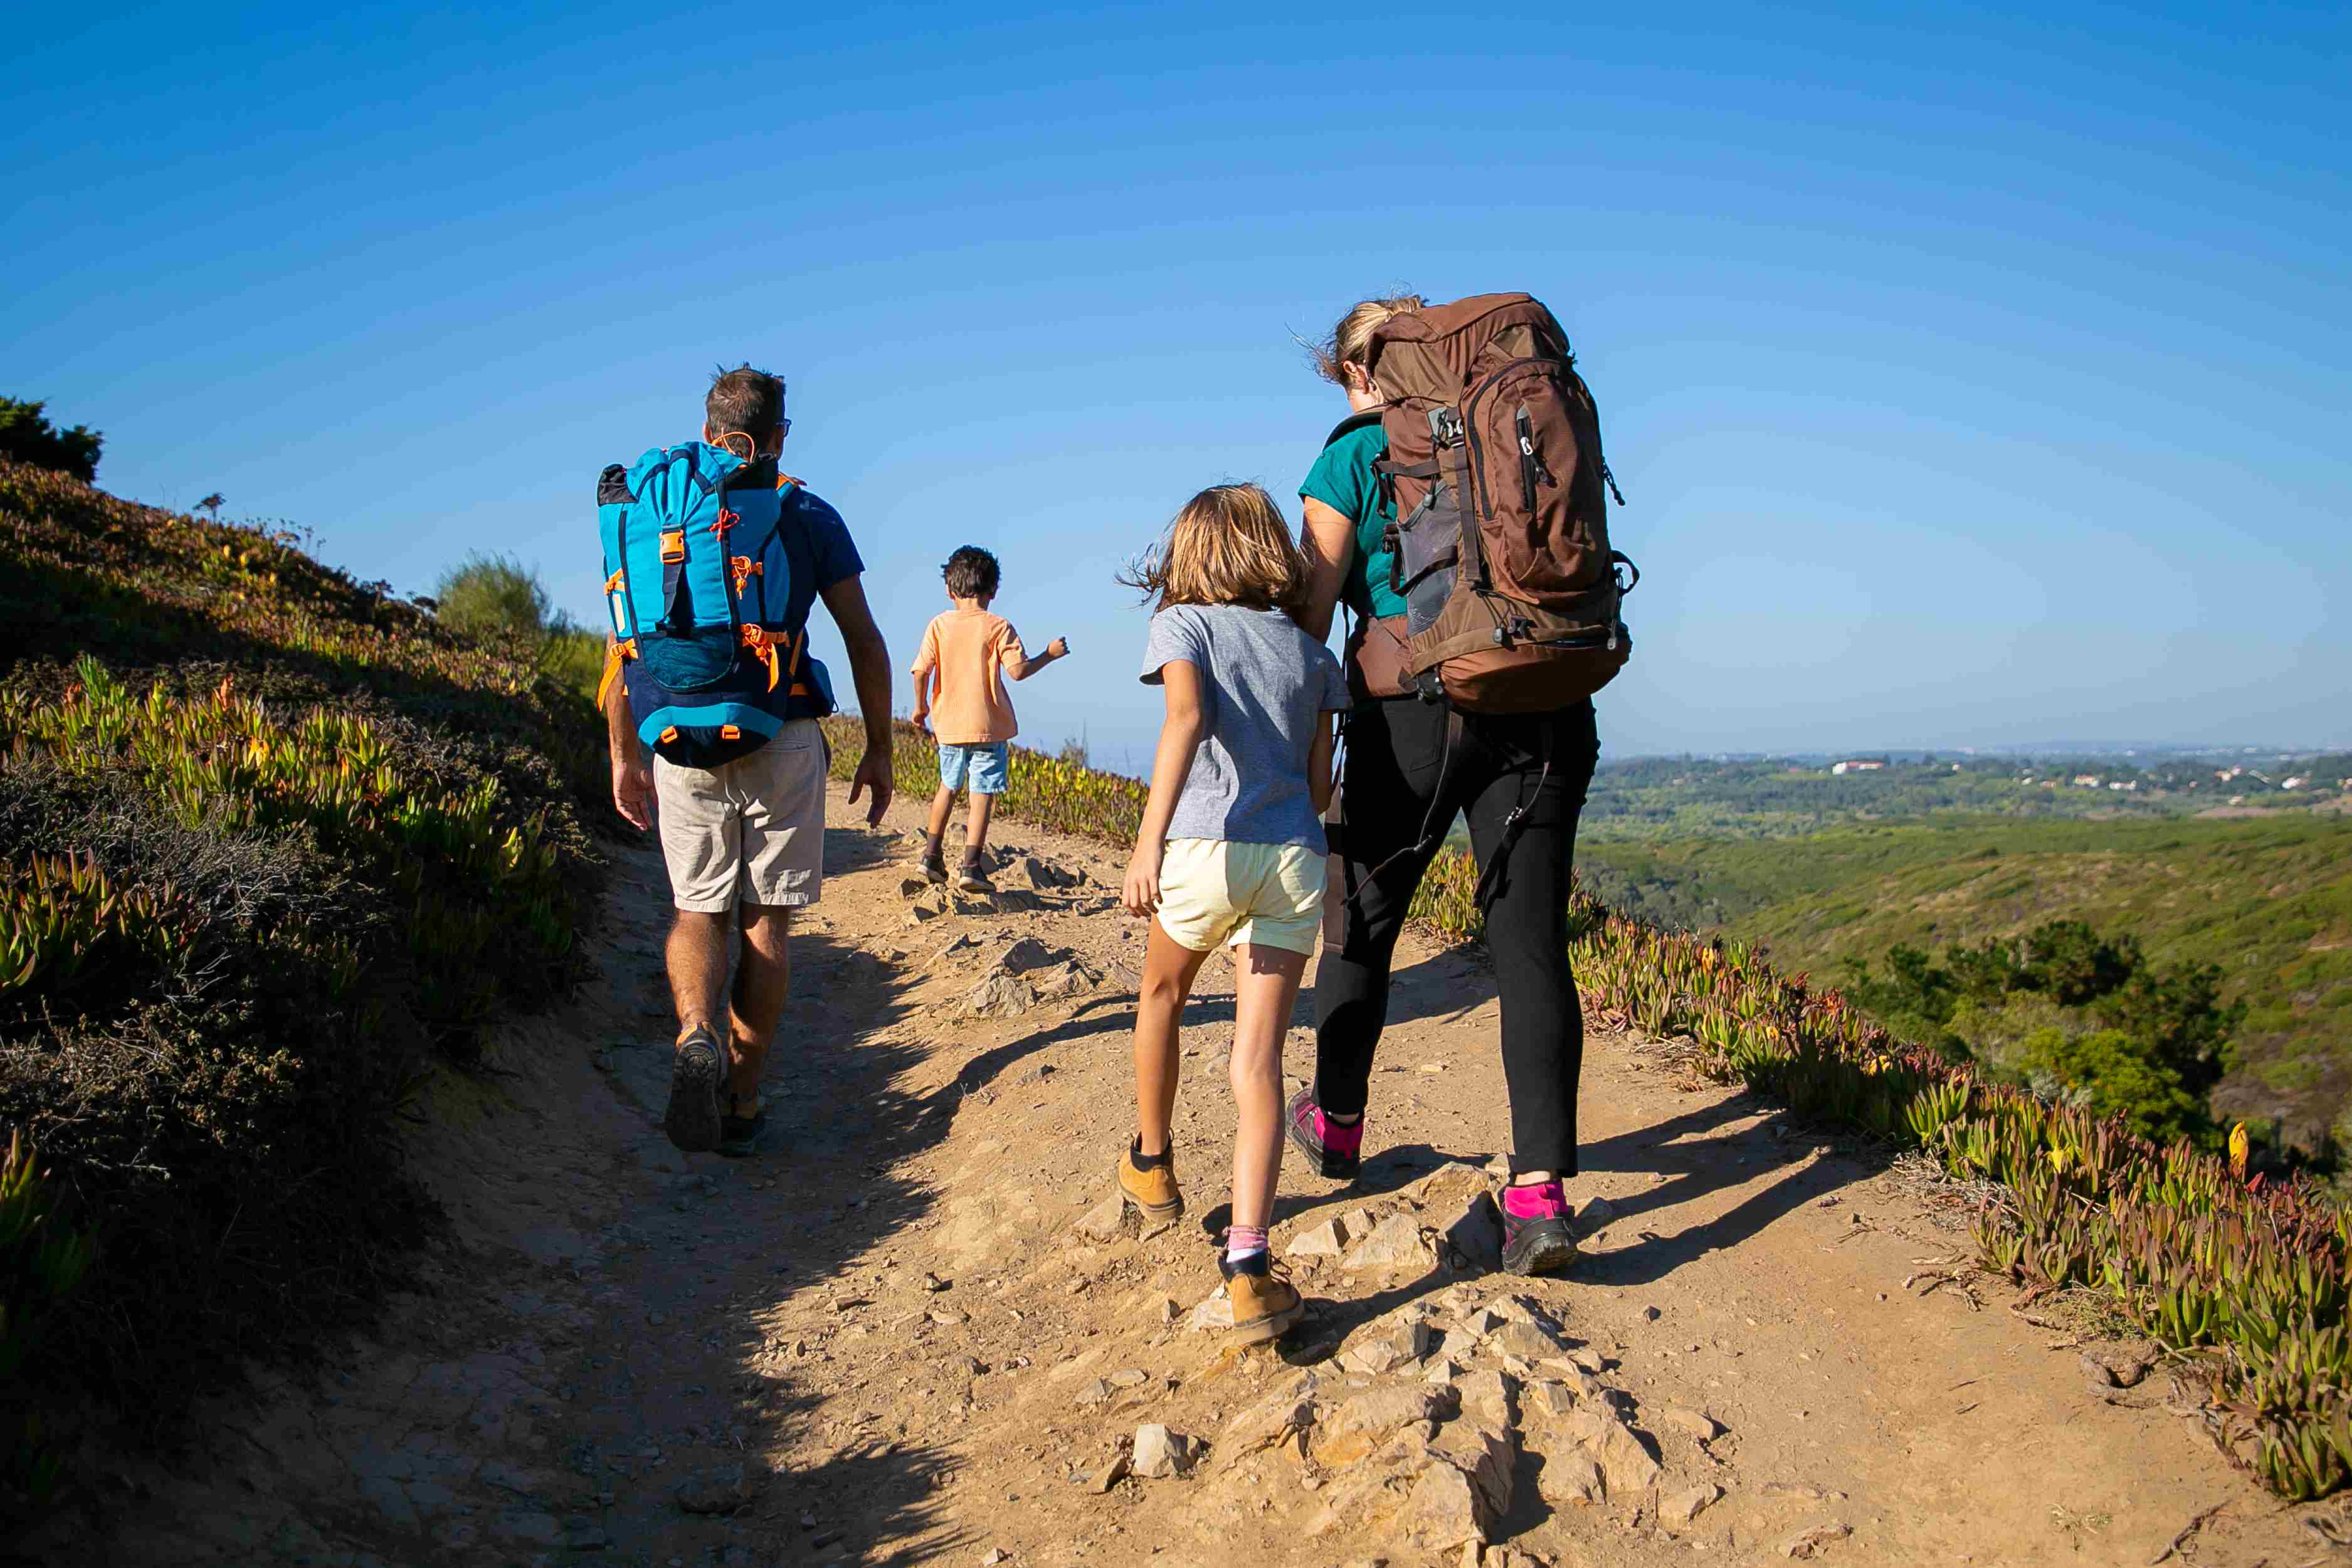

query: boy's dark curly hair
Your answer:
[942,545,1001,599]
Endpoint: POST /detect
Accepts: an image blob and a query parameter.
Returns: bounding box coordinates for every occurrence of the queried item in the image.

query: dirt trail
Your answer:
[71,781,2324,1568]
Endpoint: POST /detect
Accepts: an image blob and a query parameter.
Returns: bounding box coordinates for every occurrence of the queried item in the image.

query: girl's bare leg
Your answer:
[1134,922,1210,1157]
[1228,941,1310,1230]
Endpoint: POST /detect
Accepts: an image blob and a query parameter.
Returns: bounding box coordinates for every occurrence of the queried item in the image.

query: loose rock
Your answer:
[1782,1523,1852,1558]
[1344,1214,1438,1273]
[1131,1424,1196,1479]
[1288,1216,1354,1258]
[1442,1192,1505,1271]
[964,971,1035,1018]
[1663,1481,1722,1527]
[675,1463,756,1514]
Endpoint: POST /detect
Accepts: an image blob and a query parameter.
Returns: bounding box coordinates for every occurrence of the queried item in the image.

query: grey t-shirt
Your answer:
[1139,603,1349,850]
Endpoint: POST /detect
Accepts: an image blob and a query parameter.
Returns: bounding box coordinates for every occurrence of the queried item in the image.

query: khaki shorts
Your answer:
[653,720,826,912]
[1154,838,1327,956]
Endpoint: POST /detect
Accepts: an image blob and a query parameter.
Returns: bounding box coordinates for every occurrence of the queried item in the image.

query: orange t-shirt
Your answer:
[911,608,1026,745]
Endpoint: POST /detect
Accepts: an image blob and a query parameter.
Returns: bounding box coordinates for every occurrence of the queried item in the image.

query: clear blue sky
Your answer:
[10,1,2346,766]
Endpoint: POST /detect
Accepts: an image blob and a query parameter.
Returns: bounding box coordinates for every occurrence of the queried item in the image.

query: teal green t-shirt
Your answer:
[1300,423,1405,620]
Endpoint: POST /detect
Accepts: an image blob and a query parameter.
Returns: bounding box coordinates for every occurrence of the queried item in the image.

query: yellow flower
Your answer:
[2228,1122,2249,1181]
[2047,1146,2072,1175]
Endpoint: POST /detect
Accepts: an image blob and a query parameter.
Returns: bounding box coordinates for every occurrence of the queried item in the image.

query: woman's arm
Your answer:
[1307,709,1336,819]
[1123,660,1206,915]
[1300,496,1358,644]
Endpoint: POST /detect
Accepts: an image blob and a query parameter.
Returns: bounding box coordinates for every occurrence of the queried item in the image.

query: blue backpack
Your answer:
[597,443,835,768]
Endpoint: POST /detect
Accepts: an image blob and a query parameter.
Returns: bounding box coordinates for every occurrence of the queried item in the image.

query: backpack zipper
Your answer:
[1460,357,1558,522]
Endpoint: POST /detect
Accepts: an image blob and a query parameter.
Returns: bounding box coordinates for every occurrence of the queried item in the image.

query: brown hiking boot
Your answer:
[1117,1139,1183,1225]
[1220,1254,1305,1344]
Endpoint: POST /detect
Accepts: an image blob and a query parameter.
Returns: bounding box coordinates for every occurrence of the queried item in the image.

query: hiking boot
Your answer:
[956,859,996,895]
[1220,1252,1305,1344]
[1285,1087,1363,1182]
[1499,1181,1579,1276]
[717,1091,769,1159]
[1117,1139,1183,1226]
[663,1026,724,1153]
[919,850,949,885]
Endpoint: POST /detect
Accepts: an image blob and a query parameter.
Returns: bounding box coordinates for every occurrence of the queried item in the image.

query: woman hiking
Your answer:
[1285,293,1605,1277]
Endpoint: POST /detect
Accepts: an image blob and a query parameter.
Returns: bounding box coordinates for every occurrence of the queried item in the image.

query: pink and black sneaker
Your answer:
[1285,1087,1363,1181]
[1499,1180,1578,1276]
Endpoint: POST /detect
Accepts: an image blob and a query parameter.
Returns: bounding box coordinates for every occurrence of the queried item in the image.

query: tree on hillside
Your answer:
[431,552,603,701]
[0,399,103,482]
[435,552,556,643]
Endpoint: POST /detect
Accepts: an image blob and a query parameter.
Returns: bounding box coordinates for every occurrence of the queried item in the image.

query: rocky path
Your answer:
[78,782,2327,1568]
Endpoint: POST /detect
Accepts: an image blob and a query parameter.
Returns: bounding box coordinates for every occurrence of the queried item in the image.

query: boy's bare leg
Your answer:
[964,790,997,858]
[667,910,730,1043]
[1133,922,1210,1157]
[926,786,957,846]
[727,904,791,1101]
[1229,942,1309,1231]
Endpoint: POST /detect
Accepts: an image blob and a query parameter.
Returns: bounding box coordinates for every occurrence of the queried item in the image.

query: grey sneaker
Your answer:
[663,1026,724,1153]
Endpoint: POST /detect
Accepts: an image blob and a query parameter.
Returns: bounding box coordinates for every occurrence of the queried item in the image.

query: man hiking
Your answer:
[598,364,894,1155]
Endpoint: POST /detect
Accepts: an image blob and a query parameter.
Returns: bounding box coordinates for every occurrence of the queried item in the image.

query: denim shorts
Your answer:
[939,740,1010,794]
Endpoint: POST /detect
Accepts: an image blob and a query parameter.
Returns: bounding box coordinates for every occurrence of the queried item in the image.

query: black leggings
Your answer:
[1312,698,1600,1176]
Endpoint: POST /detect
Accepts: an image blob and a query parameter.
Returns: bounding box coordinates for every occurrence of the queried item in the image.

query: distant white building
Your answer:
[2284,777,2308,791]
[2072,774,2102,787]
[1831,757,1889,775]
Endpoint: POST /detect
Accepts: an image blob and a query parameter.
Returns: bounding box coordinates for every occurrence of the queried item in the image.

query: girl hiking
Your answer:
[1115,483,1349,1343]
[1286,295,1605,1276]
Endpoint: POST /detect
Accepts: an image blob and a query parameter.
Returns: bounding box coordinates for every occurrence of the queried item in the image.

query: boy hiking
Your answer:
[1115,484,1347,1344]
[599,365,895,1157]
[909,545,1068,892]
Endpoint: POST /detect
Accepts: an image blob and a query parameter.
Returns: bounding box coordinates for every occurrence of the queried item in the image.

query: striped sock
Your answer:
[1225,1223,1268,1263]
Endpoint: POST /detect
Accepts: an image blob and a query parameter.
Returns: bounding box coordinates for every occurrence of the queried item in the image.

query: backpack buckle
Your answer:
[658,530,686,564]
[1430,409,1465,449]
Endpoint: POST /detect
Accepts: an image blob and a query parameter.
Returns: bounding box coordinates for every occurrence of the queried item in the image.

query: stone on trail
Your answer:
[1453,1368,1516,1426]
[964,971,1035,1018]
[1031,958,1104,1000]
[1287,1215,1353,1258]
[1338,1319,1432,1375]
[1075,1378,1112,1408]
[1541,1448,1604,1507]
[1489,1317,1566,1362]
[1085,1450,1131,1493]
[898,875,932,898]
[1316,1384,1459,1466]
[1658,1404,1724,1441]
[1559,1405,1660,1495]
[1075,1196,1129,1242]
[674,1462,757,1514]
[1130,1423,1196,1478]
[996,936,1057,974]
[1442,1191,1505,1271]
[1187,1290,1233,1332]
[1344,1214,1438,1273]
[1217,1394,1315,1466]
[1781,1522,1852,1559]
[1401,1460,1489,1549]
[1662,1481,1723,1529]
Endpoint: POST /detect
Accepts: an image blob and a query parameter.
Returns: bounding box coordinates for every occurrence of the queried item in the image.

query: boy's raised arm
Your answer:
[819,572,895,826]
[1008,635,1070,681]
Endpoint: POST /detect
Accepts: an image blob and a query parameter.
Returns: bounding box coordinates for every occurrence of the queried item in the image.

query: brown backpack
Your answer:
[1368,293,1638,712]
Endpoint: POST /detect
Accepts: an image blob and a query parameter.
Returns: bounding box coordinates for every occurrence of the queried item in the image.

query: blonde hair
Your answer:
[1307,293,1426,385]
[1122,483,1309,621]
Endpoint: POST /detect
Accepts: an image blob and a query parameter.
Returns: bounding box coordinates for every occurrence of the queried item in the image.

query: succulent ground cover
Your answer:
[843,722,2351,1500]
[0,462,604,1513]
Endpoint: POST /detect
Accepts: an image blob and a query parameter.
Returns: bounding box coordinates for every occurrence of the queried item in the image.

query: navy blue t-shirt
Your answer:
[778,487,864,634]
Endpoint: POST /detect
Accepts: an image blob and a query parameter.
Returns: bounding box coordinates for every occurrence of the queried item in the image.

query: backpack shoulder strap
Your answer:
[1322,409,1384,449]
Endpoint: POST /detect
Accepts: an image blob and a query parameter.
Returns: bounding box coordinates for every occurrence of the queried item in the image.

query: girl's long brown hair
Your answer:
[1121,483,1310,622]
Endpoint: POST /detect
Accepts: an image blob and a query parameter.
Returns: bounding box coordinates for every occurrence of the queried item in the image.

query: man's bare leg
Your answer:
[668,910,730,1042]
[729,903,793,1103]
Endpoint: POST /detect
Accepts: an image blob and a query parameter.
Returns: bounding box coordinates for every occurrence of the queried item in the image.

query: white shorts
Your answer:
[652,720,827,912]
[1154,838,1327,956]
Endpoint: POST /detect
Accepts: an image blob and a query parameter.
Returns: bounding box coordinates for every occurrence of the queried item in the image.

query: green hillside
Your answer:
[0,460,605,1512]
[1580,813,2352,1141]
